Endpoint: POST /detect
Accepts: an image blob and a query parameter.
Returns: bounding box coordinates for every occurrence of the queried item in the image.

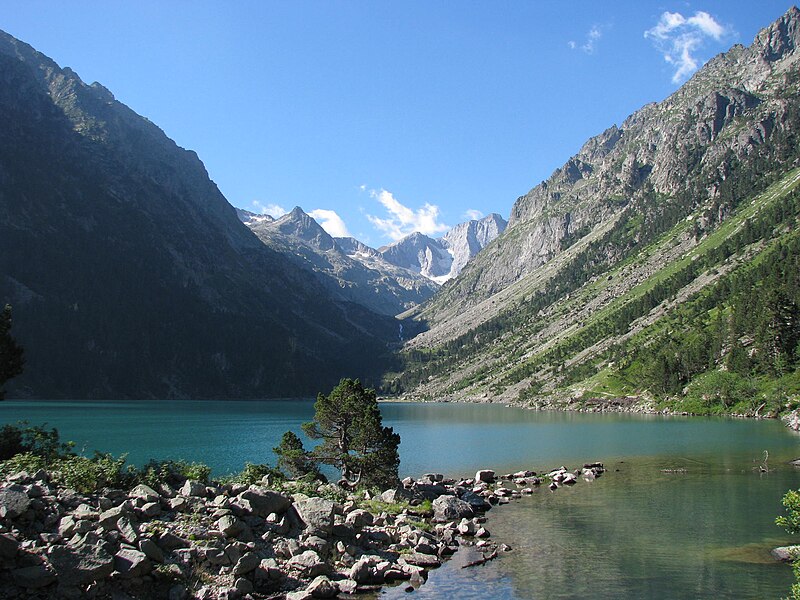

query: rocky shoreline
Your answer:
[0,462,605,599]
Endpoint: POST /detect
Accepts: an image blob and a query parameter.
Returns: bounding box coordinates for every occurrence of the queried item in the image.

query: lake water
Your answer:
[2,400,799,599]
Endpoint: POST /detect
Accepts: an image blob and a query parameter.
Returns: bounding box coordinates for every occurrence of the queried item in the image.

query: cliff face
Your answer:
[413,6,800,329]
[0,30,397,399]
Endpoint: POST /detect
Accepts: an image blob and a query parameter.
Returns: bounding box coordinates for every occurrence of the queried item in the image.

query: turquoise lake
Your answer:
[2,400,800,598]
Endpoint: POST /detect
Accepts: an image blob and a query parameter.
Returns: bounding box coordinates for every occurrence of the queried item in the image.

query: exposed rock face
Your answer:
[0,29,400,399]
[416,8,800,321]
[244,206,439,316]
[379,213,507,284]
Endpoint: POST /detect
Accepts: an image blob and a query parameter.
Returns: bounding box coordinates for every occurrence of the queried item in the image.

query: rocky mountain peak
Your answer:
[755,5,800,62]
[269,206,336,251]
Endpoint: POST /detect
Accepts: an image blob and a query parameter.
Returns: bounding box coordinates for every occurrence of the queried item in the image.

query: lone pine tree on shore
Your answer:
[278,378,400,490]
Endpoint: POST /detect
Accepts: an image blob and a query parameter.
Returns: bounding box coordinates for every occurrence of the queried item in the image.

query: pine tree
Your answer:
[302,378,400,490]
[0,305,24,400]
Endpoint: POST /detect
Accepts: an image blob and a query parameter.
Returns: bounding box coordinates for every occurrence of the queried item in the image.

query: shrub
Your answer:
[136,459,211,488]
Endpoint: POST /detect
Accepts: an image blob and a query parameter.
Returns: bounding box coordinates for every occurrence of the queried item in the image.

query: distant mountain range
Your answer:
[237,208,506,315]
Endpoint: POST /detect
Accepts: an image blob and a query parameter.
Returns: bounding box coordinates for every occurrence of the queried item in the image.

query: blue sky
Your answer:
[1,1,792,245]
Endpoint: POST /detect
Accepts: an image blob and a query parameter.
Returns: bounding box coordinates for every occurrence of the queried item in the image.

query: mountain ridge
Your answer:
[393,6,800,411]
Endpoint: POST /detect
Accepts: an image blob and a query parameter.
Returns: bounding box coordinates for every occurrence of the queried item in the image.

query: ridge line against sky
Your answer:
[1,1,789,244]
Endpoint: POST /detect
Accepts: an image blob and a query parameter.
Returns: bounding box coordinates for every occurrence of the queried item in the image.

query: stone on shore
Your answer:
[772,545,800,562]
[294,497,337,537]
[475,470,496,484]
[0,484,31,518]
[432,495,474,522]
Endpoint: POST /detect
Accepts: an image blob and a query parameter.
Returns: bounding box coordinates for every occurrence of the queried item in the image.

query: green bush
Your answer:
[233,462,284,486]
[136,459,211,488]
[51,453,133,494]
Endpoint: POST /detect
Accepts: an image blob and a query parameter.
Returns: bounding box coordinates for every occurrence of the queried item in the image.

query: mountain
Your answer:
[378,214,507,284]
[393,7,800,414]
[243,207,439,316]
[0,29,399,399]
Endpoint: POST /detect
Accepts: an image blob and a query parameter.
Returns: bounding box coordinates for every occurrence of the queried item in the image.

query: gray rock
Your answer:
[180,480,207,498]
[12,564,56,588]
[460,490,492,512]
[475,470,495,484]
[238,488,292,517]
[130,484,161,502]
[114,547,152,578]
[399,552,441,568]
[307,575,339,598]
[0,484,31,518]
[48,544,115,586]
[294,497,337,536]
[139,538,165,563]
[98,505,128,529]
[233,551,260,576]
[350,556,381,584]
[432,495,474,522]
[772,545,800,562]
[0,531,20,558]
[217,514,245,537]
[287,549,329,577]
[380,487,414,504]
[116,515,140,544]
[344,508,373,529]
[234,577,254,594]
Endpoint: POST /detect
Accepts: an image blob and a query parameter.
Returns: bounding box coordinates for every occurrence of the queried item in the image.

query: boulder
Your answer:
[233,551,260,576]
[48,544,115,587]
[344,508,373,529]
[116,515,140,544]
[98,505,129,530]
[114,548,152,578]
[432,495,474,522]
[307,575,339,598]
[238,488,292,517]
[12,564,56,589]
[294,497,337,536]
[350,556,381,584]
[380,487,414,504]
[217,514,245,537]
[287,549,328,578]
[460,491,492,512]
[0,484,31,519]
[475,470,495,484]
[139,538,165,563]
[772,545,800,562]
[129,484,161,502]
[0,532,20,559]
[180,480,207,498]
[157,531,190,551]
[399,552,441,568]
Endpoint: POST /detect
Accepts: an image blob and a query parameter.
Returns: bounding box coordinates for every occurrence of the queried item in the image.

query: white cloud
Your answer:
[366,189,449,242]
[251,200,287,218]
[308,209,352,238]
[645,11,730,84]
[569,24,603,54]
[463,209,484,221]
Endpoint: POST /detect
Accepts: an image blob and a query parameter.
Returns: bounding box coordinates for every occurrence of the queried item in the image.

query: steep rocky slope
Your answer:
[0,30,398,399]
[394,7,800,408]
